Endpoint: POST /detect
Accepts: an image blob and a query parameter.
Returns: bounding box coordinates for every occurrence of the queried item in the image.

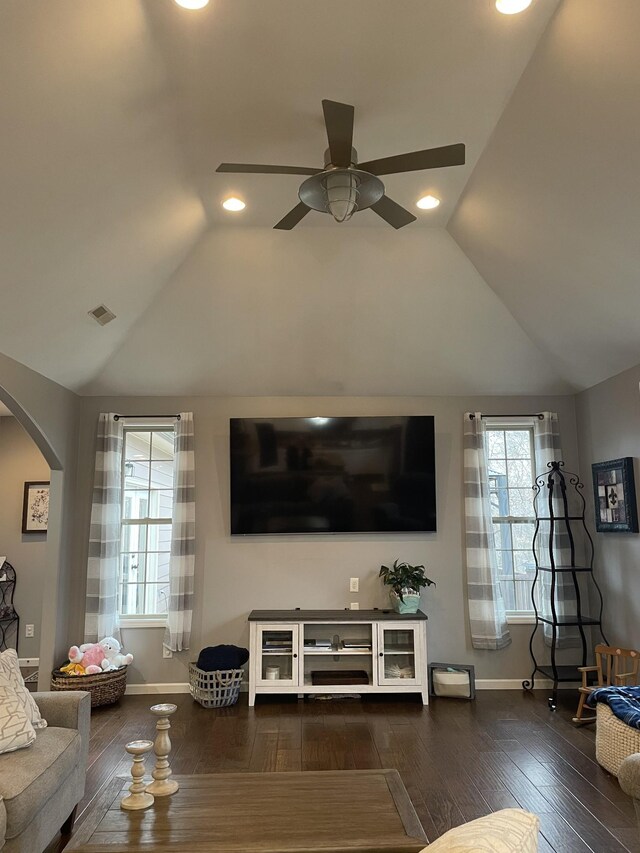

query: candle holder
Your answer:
[121,740,154,811]
[146,703,179,797]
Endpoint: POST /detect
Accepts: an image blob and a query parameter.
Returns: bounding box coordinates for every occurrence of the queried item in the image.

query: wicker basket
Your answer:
[189,663,244,708]
[50,666,128,708]
[596,702,640,776]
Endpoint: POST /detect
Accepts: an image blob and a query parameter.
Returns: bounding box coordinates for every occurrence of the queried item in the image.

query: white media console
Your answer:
[248,609,428,706]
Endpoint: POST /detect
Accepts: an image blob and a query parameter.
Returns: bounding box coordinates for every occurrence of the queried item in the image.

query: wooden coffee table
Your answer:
[66,769,427,852]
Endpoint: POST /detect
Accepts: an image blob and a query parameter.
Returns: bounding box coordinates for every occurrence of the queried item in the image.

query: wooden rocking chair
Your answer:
[573,644,640,725]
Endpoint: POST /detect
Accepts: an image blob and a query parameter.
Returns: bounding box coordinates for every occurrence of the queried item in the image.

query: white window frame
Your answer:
[118,420,175,628]
[485,418,537,625]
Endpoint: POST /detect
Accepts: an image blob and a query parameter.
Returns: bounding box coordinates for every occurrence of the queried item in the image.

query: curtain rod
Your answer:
[113,414,181,421]
[469,413,544,420]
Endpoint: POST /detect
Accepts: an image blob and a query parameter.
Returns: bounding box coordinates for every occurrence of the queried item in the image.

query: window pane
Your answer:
[146,552,170,584]
[149,490,173,519]
[493,522,512,551]
[120,584,145,615]
[487,460,507,477]
[508,488,534,517]
[505,430,531,459]
[125,432,152,461]
[487,431,505,459]
[121,524,147,555]
[514,581,533,611]
[123,490,149,519]
[507,458,533,488]
[125,461,150,489]
[500,581,516,611]
[513,551,536,578]
[512,522,535,550]
[147,524,172,552]
[490,488,509,518]
[146,584,170,614]
[151,431,175,460]
[150,461,173,490]
[120,553,145,585]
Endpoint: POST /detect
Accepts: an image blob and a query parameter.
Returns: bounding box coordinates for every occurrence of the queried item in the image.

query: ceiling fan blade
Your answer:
[274,202,311,230]
[359,143,465,176]
[217,163,321,176]
[322,100,355,167]
[370,195,417,229]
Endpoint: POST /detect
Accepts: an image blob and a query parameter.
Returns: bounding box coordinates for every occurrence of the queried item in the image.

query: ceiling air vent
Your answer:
[89,304,116,326]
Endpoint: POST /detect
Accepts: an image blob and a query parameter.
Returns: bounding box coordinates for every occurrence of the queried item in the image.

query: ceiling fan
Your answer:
[217,99,465,230]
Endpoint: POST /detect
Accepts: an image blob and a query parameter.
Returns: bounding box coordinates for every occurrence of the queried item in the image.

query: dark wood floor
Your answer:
[50,689,639,852]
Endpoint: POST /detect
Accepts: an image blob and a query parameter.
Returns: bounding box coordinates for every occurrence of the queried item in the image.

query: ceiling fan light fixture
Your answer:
[416,194,440,210]
[323,171,359,223]
[495,0,532,14]
[174,0,210,9]
[222,197,245,212]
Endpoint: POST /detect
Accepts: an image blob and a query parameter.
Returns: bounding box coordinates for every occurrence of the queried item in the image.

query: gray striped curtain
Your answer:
[84,414,123,643]
[533,413,580,649]
[164,412,195,652]
[464,413,511,650]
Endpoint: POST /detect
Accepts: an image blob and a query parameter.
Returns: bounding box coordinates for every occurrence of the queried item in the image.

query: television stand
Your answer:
[248,609,428,706]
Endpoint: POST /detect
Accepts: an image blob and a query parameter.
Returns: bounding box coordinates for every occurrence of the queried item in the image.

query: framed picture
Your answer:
[592,458,638,533]
[22,481,50,534]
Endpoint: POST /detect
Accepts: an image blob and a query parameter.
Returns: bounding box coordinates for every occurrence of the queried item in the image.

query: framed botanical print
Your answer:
[22,481,50,534]
[592,458,638,533]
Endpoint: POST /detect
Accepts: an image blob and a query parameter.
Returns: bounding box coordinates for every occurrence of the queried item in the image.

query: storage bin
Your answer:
[188,663,244,708]
[428,662,476,699]
[51,666,128,708]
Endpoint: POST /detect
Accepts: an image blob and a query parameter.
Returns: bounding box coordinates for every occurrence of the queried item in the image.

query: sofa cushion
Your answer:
[0,727,80,839]
[419,809,539,852]
[0,649,47,730]
[0,677,36,755]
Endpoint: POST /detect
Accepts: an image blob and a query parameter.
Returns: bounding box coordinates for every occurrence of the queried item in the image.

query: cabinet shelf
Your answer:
[303,649,372,656]
[536,565,591,573]
[537,615,601,627]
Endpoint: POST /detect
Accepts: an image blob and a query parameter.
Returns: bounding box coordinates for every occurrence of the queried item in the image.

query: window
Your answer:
[119,429,174,618]
[486,423,537,619]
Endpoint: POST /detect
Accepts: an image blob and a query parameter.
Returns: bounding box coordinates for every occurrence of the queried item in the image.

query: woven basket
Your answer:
[189,663,244,708]
[595,702,640,776]
[50,666,128,708]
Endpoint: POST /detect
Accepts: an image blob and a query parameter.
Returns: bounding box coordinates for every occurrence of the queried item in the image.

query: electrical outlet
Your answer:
[350,602,360,610]
[162,646,173,659]
[25,624,35,638]
[349,577,359,593]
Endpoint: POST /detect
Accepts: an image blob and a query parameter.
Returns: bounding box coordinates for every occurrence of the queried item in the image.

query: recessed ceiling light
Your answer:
[174,0,209,8]
[222,197,245,212]
[495,0,532,14]
[416,195,440,210]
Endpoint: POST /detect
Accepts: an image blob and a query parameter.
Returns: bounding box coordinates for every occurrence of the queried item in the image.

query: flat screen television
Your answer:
[230,416,436,534]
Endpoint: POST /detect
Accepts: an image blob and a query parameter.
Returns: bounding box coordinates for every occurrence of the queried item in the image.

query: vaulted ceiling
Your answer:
[1,0,638,397]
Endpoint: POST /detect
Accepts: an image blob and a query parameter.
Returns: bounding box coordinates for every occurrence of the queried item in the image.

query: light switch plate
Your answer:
[349,577,359,593]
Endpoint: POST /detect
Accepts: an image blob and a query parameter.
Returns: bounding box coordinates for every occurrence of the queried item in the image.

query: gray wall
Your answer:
[0,351,80,683]
[576,362,640,650]
[0,417,49,658]
[74,393,579,685]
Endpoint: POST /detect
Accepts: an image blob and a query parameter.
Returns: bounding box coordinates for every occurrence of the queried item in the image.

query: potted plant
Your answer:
[379,560,435,614]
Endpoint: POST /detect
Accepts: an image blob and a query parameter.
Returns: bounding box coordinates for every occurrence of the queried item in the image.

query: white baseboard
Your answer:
[19,657,39,667]
[125,678,573,695]
[125,682,191,695]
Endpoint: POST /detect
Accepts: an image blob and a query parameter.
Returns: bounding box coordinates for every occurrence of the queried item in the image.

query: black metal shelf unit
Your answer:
[0,559,19,652]
[522,461,607,710]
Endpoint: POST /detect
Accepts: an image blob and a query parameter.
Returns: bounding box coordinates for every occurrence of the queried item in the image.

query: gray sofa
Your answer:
[619,753,640,839]
[0,691,90,853]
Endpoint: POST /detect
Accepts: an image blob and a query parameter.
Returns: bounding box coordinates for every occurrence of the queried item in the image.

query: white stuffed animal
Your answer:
[99,636,133,670]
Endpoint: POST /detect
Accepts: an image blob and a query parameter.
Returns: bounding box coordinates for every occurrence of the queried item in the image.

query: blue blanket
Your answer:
[586,685,640,729]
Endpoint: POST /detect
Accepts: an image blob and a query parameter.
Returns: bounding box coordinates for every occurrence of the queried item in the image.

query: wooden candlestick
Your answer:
[146,703,179,797]
[121,740,155,811]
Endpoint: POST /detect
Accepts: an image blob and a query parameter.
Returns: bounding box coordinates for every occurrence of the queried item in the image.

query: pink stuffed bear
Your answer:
[68,642,109,675]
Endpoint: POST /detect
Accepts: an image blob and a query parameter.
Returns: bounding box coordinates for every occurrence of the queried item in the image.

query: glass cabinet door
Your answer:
[257,625,299,685]
[377,623,421,686]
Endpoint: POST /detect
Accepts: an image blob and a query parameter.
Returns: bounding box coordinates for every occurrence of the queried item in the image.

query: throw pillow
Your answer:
[0,674,36,754]
[419,809,539,852]
[0,649,47,729]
